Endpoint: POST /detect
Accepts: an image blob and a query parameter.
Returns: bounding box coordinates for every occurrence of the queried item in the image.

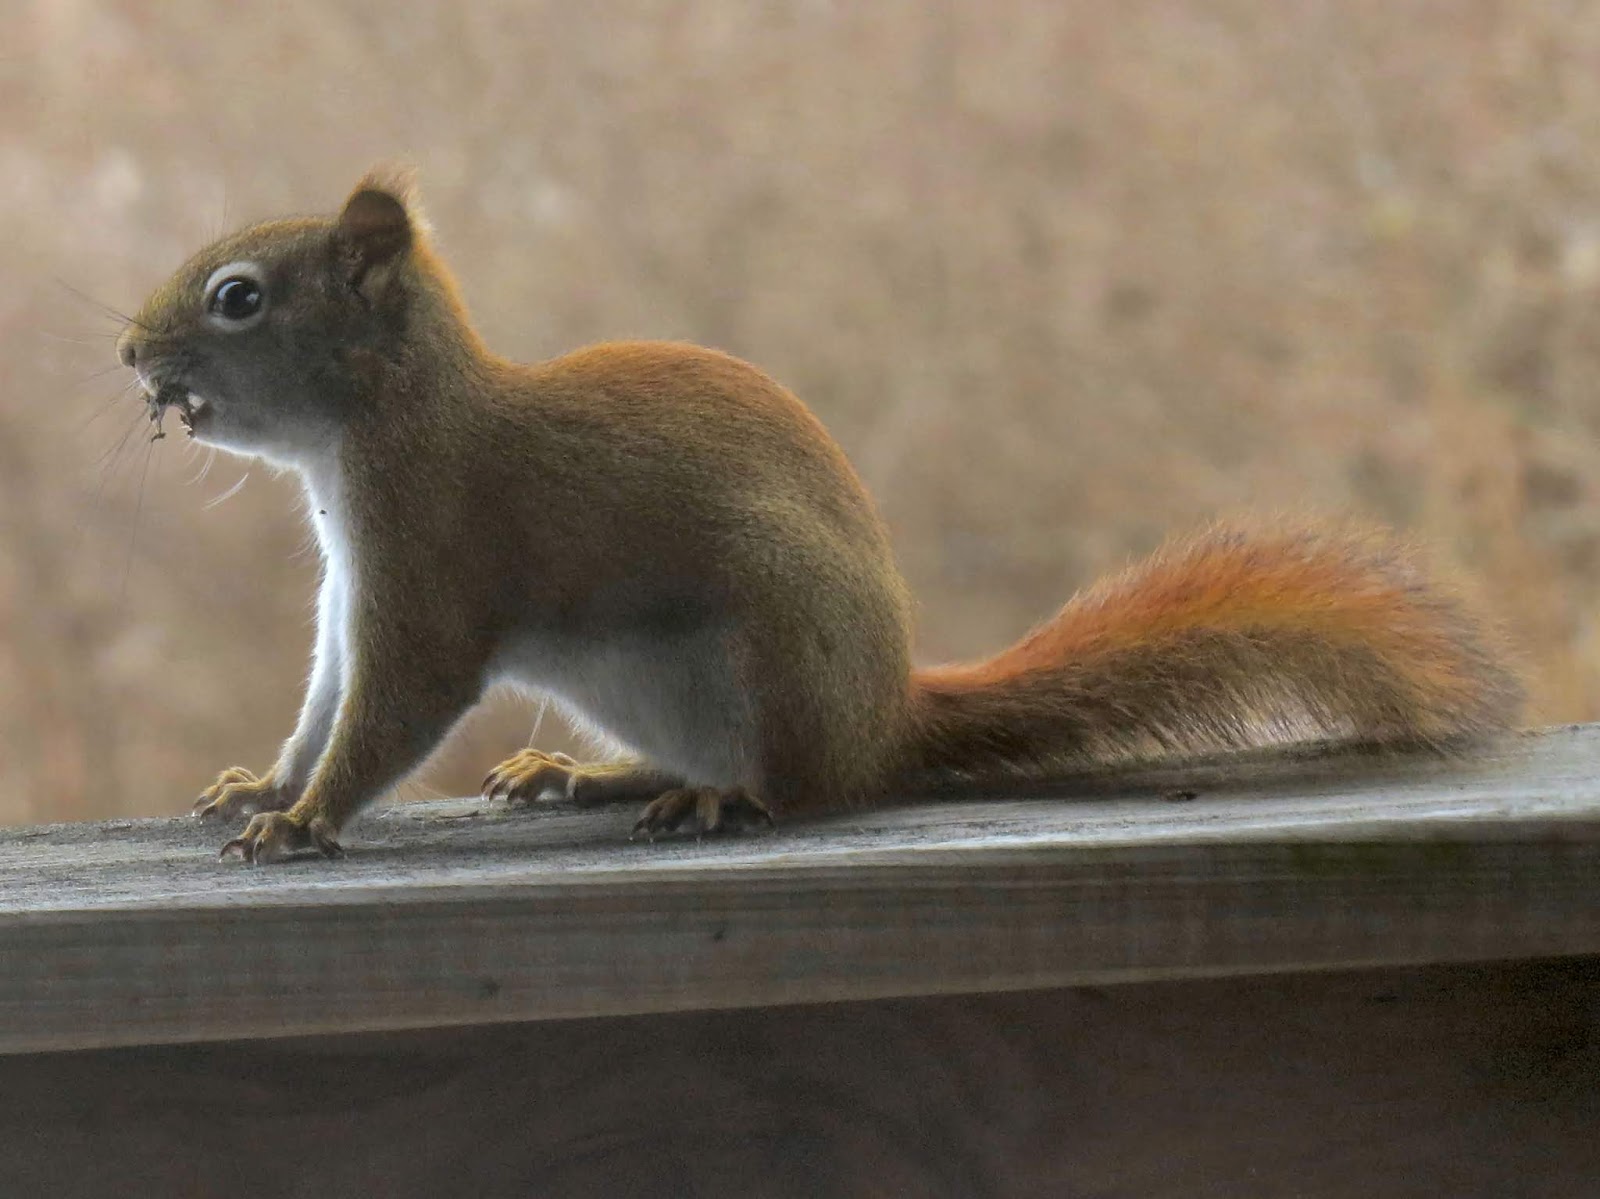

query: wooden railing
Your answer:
[1,725,1596,1195]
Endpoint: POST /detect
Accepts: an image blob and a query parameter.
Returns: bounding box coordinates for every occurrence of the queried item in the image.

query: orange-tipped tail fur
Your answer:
[904,526,1523,784]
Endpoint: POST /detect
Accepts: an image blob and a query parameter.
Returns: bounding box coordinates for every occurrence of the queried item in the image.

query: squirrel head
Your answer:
[117,168,466,468]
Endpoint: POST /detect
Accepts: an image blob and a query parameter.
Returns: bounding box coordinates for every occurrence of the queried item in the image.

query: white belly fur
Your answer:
[491,623,756,788]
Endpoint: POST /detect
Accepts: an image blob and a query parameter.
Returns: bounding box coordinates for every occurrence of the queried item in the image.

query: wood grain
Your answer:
[1,725,1598,1054]
[0,960,1594,1198]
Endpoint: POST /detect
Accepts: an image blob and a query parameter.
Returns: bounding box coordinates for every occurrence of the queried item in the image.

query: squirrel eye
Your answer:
[202,263,268,329]
[210,278,263,321]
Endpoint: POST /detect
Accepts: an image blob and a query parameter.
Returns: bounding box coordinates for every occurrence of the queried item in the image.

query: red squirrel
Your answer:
[115,171,1522,863]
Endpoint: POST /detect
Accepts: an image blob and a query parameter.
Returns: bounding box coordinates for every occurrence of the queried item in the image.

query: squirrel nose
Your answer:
[116,331,137,368]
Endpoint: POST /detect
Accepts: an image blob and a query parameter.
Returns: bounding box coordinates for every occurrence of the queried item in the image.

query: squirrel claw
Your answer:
[194,766,291,821]
[631,786,773,840]
[481,749,578,805]
[307,818,345,859]
[218,811,339,865]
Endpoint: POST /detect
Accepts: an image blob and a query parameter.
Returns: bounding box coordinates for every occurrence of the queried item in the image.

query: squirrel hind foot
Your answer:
[483,750,685,808]
[482,749,581,805]
[631,786,774,840]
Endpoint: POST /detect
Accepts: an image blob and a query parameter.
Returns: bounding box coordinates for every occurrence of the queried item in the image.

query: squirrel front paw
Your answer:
[194,766,294,821]
[220,810,344,865]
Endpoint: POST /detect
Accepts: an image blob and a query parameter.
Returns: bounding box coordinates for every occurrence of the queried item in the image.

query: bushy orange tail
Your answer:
[901,526,1523,784]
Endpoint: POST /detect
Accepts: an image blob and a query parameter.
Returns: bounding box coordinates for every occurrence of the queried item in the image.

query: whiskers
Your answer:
[183,443,220,486]
[76,379,171,606]
[77,367,241,609]
[84,401,152,530]
[54,278,163,337]
[65,280,255,629]
[119,427,159,602]
[35,328,126,351]
[60,283,213,613]
[202,472,250,511]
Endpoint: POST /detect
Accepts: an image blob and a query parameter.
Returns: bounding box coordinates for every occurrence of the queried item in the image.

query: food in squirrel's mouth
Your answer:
[144,383,208,439]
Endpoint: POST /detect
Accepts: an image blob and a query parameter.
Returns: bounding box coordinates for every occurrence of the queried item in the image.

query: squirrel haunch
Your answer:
[117,171,1522,860]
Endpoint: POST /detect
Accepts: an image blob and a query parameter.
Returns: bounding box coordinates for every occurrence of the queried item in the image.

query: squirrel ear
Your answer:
[335,170,418,299]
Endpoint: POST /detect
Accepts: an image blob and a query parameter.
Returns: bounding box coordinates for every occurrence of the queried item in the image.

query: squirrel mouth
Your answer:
[144,384,211,440]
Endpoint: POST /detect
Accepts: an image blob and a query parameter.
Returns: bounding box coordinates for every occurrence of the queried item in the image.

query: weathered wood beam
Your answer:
[2,725,1597,1054]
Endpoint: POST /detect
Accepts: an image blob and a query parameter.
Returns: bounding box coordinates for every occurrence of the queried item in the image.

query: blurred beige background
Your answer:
[4,0,1599,826]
